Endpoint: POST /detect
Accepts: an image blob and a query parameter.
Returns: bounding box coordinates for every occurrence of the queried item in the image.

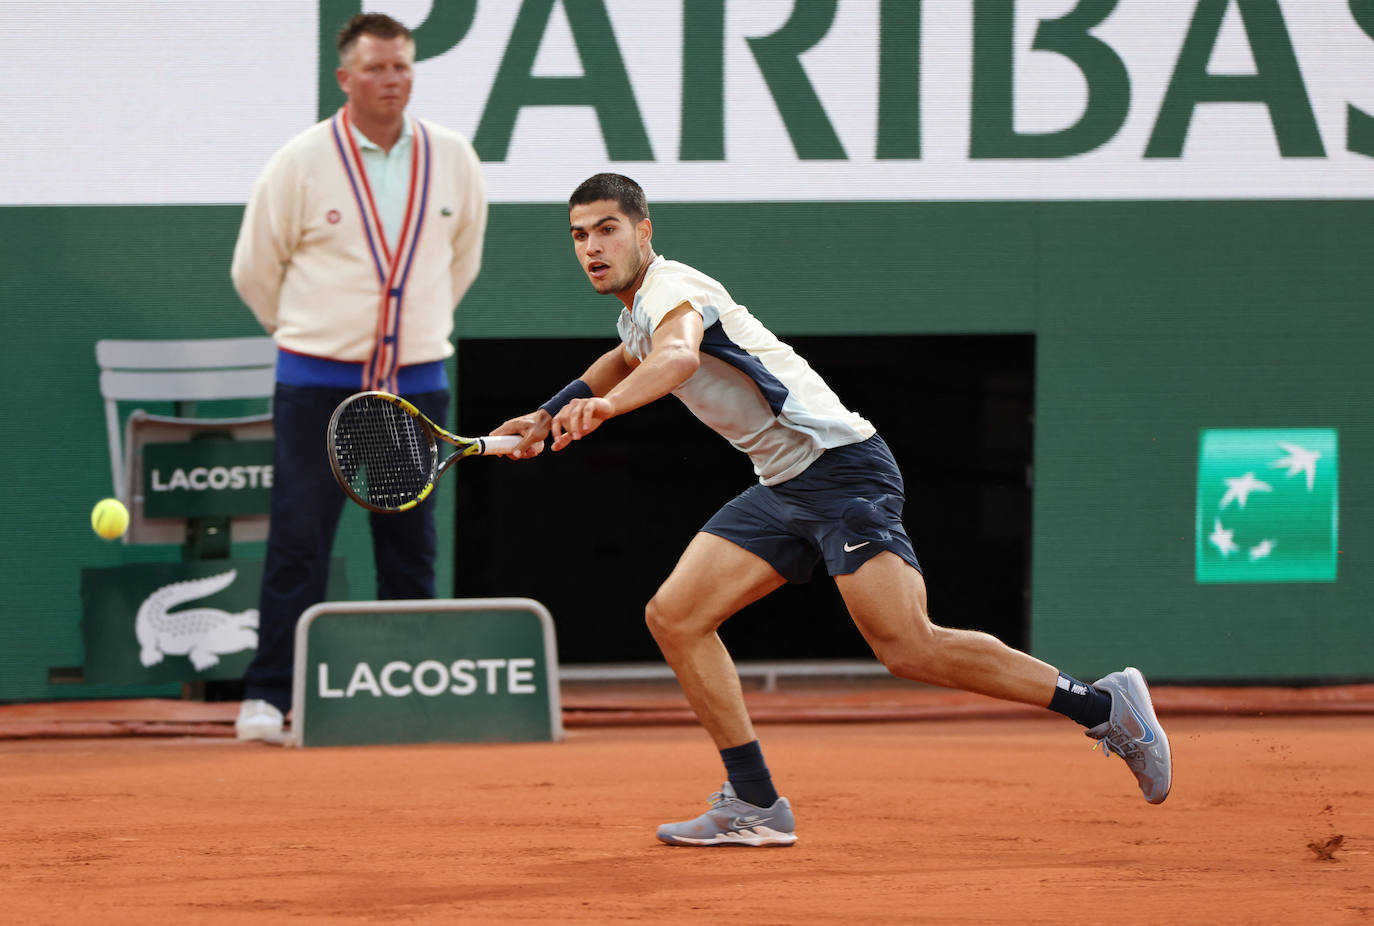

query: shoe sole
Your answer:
[1121,667,1172,804]
[658,827,797,848]
[235,722,282,741]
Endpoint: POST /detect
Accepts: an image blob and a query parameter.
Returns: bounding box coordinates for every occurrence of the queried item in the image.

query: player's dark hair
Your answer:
[569,173,650,223]
[337,13,413,64]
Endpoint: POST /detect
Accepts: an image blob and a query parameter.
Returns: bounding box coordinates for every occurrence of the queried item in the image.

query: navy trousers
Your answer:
[243,383,450,711]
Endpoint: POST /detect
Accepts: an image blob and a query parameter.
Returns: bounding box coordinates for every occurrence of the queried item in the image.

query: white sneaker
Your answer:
[235,699,283,741]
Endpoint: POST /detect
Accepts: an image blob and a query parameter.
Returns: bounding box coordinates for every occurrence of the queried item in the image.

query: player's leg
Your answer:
[646,531,786,749]
[648,530,801,846]
[835,552,1171,803]
[834,551,1059,704]
[240,384,348,739]
[816,435,1170,803]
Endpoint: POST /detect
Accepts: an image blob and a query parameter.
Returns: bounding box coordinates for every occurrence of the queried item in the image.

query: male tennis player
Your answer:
[493,173,1171,847]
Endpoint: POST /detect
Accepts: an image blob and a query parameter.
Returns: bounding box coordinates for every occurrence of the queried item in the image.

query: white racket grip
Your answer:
[479,435,523,456]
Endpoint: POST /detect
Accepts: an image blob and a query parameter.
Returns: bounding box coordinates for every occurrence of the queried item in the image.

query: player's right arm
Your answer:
[490,344,639,459]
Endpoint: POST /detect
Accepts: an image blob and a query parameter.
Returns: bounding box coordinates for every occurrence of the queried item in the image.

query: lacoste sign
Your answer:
[80,559,349,685]
[316,657,540,699]
[291,599,563,746]
[135,569,259,672]
[142,440,275,518]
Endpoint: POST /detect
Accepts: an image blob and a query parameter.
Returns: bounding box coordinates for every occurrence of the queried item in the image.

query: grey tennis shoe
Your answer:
[1086,667,1172,804]
[657,782,797,847]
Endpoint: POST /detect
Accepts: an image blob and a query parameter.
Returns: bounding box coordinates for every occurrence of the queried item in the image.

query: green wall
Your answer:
[1,199,1369,701]
[1029,201,1372,681]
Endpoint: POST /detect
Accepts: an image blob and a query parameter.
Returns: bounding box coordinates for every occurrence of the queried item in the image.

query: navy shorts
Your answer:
[701,434,922,584]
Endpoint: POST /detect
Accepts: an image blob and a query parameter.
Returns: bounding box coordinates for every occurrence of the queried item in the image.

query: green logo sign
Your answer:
[291,599,563,747]
[80,559,347,684]
[142,440,275,518]
[1195,429,1338,583]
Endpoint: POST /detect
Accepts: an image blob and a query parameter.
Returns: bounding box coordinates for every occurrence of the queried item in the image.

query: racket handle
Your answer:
[479,435,523,456]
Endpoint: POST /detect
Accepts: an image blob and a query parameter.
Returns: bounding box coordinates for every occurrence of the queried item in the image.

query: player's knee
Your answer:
[876,649,933,683]
[870,626,942,683]
[644,596,685,645]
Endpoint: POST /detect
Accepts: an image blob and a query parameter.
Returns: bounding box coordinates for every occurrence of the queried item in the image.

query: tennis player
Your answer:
[493,173,1171,847]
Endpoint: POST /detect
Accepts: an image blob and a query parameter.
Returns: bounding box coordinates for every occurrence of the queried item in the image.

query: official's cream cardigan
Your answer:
[231,111,487,386]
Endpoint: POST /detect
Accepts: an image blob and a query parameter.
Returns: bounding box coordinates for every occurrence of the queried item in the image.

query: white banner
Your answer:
[3,0,1371,204]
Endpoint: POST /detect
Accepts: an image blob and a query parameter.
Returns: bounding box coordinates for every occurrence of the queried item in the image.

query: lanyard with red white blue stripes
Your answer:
[330,108,432,392]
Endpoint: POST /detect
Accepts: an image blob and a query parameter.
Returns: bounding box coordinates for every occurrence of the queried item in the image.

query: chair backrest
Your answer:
[97,337,277,500]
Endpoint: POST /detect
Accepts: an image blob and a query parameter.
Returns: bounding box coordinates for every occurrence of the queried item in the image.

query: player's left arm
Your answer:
[489,342,638,459]
[552,302,702,449]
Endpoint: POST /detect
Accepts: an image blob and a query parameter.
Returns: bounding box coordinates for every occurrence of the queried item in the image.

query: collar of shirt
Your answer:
[348,114,414,247]
[348,112,413,155]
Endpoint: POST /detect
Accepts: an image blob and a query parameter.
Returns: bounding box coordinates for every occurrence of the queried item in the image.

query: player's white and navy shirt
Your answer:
[617,256,875,485]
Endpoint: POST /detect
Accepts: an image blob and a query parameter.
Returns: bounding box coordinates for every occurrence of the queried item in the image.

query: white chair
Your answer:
[96,337,277,544]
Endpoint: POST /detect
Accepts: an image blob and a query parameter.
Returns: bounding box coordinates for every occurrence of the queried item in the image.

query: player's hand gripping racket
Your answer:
[327,391,521,513]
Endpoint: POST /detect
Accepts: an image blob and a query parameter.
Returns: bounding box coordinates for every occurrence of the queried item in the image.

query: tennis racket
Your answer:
[327,391,521,513]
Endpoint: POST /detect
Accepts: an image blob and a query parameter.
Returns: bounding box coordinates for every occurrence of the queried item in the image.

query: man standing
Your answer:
[230,13,487,739]
[493,173,1170,846]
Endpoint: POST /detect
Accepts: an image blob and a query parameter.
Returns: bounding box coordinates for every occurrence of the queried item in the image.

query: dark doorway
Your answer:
[454,335,1033,664]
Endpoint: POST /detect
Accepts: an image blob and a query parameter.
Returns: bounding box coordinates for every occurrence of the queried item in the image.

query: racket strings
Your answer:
[332,396,433,509]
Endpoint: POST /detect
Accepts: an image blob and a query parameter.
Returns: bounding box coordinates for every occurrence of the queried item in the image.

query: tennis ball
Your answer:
[91,498,129,541]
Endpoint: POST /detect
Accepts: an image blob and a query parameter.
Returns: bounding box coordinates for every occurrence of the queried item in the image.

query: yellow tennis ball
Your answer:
[91,498,129,541]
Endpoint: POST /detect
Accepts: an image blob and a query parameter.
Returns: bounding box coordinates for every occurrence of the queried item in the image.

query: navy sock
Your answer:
[720,740,779,808]
[1047,673,1113,728]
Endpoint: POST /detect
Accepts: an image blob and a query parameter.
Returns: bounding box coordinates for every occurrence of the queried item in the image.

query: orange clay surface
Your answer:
[1,713,1370,925]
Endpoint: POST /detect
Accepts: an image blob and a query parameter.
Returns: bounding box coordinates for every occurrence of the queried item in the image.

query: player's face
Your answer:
[569,201,649,296]
[338,34,414,125]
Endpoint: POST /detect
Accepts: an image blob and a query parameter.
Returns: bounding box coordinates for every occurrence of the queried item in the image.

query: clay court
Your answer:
[2,682,1371,924]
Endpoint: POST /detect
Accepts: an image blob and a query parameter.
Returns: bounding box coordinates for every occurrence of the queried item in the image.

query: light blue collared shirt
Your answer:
[348,114,414,247]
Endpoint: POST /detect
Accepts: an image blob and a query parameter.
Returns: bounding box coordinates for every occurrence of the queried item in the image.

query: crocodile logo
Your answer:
[136,569,259,671]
